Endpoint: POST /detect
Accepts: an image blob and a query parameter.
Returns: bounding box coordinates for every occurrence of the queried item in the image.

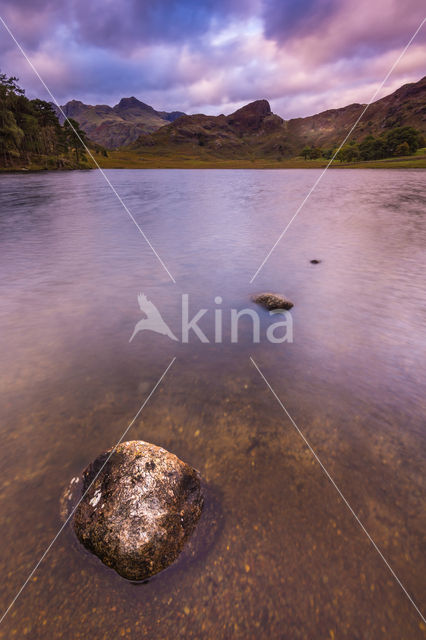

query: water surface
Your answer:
[0,169,425,639]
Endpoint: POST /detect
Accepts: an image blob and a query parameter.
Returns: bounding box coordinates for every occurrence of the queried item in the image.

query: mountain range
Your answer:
[129,76,426,160]
[51,97,185,148]
[55,76,425,157]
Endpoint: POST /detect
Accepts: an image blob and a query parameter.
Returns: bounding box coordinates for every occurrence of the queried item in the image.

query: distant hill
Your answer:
[286,76,426,149]
[51,97,185,149]
[127,76,426,160]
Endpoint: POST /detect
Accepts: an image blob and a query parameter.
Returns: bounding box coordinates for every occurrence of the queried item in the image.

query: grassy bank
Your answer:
[2,151,425,173]
[95,149,426,170]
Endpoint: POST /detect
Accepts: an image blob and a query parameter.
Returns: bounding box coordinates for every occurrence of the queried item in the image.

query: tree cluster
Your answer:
[0,72,91,169]
[301,126,425,163]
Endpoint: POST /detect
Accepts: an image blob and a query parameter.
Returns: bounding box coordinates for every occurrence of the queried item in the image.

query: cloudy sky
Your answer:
[0,0,425,118]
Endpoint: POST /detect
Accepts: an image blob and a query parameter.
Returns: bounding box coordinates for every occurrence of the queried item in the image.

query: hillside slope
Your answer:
[286,76,426,149]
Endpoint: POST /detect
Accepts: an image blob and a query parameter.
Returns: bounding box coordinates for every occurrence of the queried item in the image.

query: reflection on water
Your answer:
[0,169,425,639]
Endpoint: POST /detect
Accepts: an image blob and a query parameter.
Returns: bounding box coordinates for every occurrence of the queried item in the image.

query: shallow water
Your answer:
[0,169,425,639]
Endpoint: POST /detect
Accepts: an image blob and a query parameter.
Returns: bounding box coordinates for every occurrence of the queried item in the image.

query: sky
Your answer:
[0,0,425,118]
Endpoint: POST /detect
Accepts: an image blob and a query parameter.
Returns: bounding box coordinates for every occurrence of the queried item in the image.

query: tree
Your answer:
[359,136,386,161]
[301,145,322,159]
[0,74,25,163]
[309,147,322,159]
[336,144,359,162]
[62,118,88,162]
[30,99,61,128]
[395,141,410,156]
[301,146,311,159]
[322,148,334,160]
[385,126,421,155]
[0,73,24,100]
[0,69,90,168]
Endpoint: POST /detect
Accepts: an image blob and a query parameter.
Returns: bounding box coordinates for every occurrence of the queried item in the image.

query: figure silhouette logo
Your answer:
[129,293,178,342]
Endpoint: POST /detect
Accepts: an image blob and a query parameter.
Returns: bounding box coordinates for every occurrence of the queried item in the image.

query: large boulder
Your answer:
[252,292,294,311]
[62,441,203,581]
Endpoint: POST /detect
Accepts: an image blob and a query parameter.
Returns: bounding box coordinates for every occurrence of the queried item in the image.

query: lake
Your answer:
[0,169,425,639]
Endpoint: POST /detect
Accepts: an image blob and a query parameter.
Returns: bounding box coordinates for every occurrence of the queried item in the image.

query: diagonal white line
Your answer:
[250,356,425,623]
[0,16,176,284]
[249,17,426,283]
[0,356,176,626]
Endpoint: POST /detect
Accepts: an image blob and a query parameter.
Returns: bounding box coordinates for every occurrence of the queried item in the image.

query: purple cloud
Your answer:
[0,0,424,118]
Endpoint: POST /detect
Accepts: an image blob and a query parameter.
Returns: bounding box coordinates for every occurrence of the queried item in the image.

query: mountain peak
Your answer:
[115,97,153,111]
[226,99,273,132]
[232,99,272,117]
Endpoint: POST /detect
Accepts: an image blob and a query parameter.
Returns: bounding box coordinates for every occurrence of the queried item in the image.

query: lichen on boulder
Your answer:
[63,440,204,581]
[252,292,294,310]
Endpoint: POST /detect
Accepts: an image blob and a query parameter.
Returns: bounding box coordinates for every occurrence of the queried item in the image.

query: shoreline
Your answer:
[1,154,425,173]
[95,152,426,170]
[0,166,92,174]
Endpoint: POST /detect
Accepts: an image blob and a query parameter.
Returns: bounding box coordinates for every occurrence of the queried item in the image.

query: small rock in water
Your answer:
[252,292,294,310]
[310,259,321,264]
[62,440,203,581]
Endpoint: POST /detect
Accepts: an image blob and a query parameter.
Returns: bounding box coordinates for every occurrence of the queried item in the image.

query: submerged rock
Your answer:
[252,292,294,311]
[64,440,203,581]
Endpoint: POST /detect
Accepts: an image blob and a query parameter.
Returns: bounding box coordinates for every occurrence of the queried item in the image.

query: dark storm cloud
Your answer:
[0,0,255,51]
[262,0,336,41]
[69,0,252,49]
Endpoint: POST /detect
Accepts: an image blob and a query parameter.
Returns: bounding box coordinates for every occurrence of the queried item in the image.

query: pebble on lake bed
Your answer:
[61,440,204,581]
[252,292,294,310]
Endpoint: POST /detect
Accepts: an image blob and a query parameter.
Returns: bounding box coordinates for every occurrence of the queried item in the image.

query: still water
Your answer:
[0,169,424,639]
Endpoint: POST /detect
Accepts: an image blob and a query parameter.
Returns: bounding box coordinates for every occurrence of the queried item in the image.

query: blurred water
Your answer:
[0,169,425,639]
